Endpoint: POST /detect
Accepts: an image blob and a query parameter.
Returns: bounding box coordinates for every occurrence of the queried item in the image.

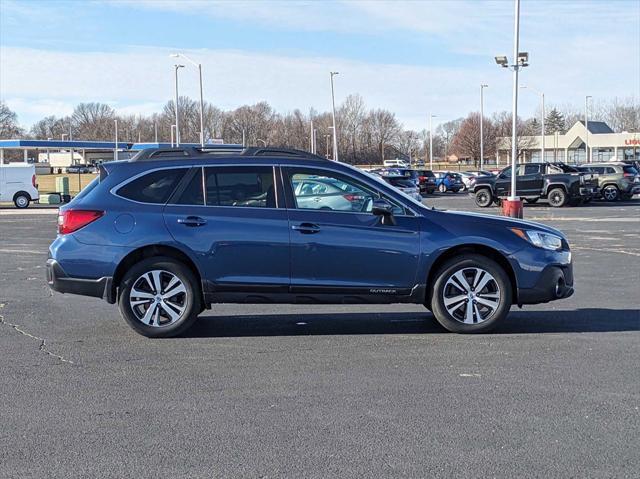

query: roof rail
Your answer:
[240,147,325,160]
[130,145,327,161]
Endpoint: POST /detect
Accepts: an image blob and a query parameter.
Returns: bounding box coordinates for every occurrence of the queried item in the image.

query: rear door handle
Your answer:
[177,216,207,227]
[292,223,321,234]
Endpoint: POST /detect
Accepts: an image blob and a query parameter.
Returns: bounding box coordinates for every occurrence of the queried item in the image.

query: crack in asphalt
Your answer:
[0,304,74,365]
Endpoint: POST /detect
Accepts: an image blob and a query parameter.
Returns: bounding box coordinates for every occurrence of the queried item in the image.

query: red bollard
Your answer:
[502,197,524,219]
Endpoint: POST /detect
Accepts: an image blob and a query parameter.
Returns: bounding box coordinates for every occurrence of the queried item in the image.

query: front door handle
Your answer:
[177,216,207,227]
[292,223,321,234]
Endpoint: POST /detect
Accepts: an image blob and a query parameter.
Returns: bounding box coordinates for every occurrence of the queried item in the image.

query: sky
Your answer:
[1,0,639,132]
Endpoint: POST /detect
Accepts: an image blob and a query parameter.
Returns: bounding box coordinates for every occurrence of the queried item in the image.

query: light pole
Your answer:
[521,85,545,162]
[494,0,528,215]
[173,64,184,146]
[585,95,592,163]
[114,119,119,162]
[325,134,331,159]
[480,84,488,169]
[429,114,437,170]
[171,53,205,147]
[330,71,339,161]
[171,124,176,147]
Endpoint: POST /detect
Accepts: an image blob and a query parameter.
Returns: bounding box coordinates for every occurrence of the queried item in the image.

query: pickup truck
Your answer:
[472,162,599,208]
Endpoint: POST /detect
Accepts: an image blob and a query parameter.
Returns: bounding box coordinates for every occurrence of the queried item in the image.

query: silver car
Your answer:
[292,177,370,211]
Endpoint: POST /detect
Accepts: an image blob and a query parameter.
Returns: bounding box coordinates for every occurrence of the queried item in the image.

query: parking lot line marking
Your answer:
[572,246,640,257]
[0,249,44,255]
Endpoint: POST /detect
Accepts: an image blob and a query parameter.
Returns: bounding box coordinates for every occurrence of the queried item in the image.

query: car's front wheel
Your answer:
[430,254,512,333]
[438,184,447,193]
[118,257,201,338]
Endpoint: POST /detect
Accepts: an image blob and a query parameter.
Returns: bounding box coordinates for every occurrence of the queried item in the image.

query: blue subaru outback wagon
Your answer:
[47,146,573,337]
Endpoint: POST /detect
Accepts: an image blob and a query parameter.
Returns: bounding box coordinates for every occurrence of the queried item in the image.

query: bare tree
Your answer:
[71,103,116,140]
[30,115,68,139]
[492,111,536,161]
[0,102,23,138]
[451,112,497,166]
[365,109,401,163]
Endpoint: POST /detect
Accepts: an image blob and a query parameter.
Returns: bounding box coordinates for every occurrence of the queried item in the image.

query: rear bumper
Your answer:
[517,264,574,305]
[46,258,112,301]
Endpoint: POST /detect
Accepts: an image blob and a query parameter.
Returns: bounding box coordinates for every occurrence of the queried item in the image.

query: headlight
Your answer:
[511,228,563,251]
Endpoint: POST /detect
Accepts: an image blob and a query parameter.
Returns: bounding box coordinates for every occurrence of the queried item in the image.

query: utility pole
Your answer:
[330,72,339,161]
[429,114,437,170]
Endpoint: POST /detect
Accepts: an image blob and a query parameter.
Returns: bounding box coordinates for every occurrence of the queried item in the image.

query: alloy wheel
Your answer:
[603,186,618,202]
[442,267,501,324]
[129,270,187,327]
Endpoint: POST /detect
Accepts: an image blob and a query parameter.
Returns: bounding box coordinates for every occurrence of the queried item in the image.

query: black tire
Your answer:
[601,185,619,202]
[118,257,201,338]
[547,187,567,207]
[13,192,30,209]
[524,198,538,204]
[438,184,447,193]
[474,188,493,208]
[430,254,512,333]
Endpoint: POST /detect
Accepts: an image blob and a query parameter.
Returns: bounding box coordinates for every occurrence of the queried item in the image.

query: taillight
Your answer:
[32,174,37,188]
[58,209,104,234]
[623,172,634,178]
[343,194,364,202]
[418,176,426,182]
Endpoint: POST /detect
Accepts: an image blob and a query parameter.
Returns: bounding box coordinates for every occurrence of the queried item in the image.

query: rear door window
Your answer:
[117,168,187,204]
[205,166,276,208]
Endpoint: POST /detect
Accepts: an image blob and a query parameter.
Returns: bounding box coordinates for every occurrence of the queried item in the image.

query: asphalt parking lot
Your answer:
[1,195,638,478]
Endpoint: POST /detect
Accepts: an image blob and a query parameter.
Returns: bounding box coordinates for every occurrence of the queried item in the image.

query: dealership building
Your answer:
[496,120,640,165]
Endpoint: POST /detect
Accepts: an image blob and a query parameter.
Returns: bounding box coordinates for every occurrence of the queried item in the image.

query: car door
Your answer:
[495,166,512,196]
[519,164,544,196]
[283,166,421,294]
[163,165,290,291]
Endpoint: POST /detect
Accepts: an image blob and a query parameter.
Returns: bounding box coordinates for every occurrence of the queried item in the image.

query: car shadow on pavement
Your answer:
[186,308,639,338]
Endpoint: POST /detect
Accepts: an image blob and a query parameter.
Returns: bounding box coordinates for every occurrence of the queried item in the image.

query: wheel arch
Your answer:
[543,183,568,196]
[425,244,518,307]
[109,244,203,304]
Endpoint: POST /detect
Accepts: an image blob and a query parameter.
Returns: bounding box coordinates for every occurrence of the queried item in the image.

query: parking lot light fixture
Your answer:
[480,84,488,170]
[114,119,119,162]
[429,114,437,170]
[330,72,339,162]
[171,53,205,147]
[495,56,509,67]
[585,95,592,163]
[173,64,185,146]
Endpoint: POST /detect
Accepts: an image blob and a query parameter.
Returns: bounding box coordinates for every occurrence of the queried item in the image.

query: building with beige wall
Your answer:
[497,121,640,165]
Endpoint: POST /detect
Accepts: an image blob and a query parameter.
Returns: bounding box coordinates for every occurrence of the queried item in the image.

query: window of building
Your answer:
[205,167,275,208]
[117,168,188,204]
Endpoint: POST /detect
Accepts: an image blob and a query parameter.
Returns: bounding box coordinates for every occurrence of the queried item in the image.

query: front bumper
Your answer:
[46,258,112,301]
[517,263,574,305]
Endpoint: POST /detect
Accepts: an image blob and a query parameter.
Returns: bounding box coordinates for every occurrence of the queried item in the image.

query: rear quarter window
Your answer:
[117,168,187,204]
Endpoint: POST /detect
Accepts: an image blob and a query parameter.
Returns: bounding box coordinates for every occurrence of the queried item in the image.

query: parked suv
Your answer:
[473,162,599,207]
[396,169,437,195]
[47,146,574,337]
[576,163,640,201]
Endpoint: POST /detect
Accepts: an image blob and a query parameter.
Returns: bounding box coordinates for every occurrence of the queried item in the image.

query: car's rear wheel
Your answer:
[602,185,619,202]
[474,188,493,207]
[430,254,512,333]
[438,184,447,193]
[13,193,30,209]
[118,257,201,338]
[547,187,567,207]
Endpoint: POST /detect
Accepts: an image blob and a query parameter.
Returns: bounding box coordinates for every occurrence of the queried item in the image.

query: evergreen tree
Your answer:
[545,108,566,134]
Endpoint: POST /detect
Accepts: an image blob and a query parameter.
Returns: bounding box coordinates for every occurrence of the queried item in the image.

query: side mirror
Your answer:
[372,199,396,226]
